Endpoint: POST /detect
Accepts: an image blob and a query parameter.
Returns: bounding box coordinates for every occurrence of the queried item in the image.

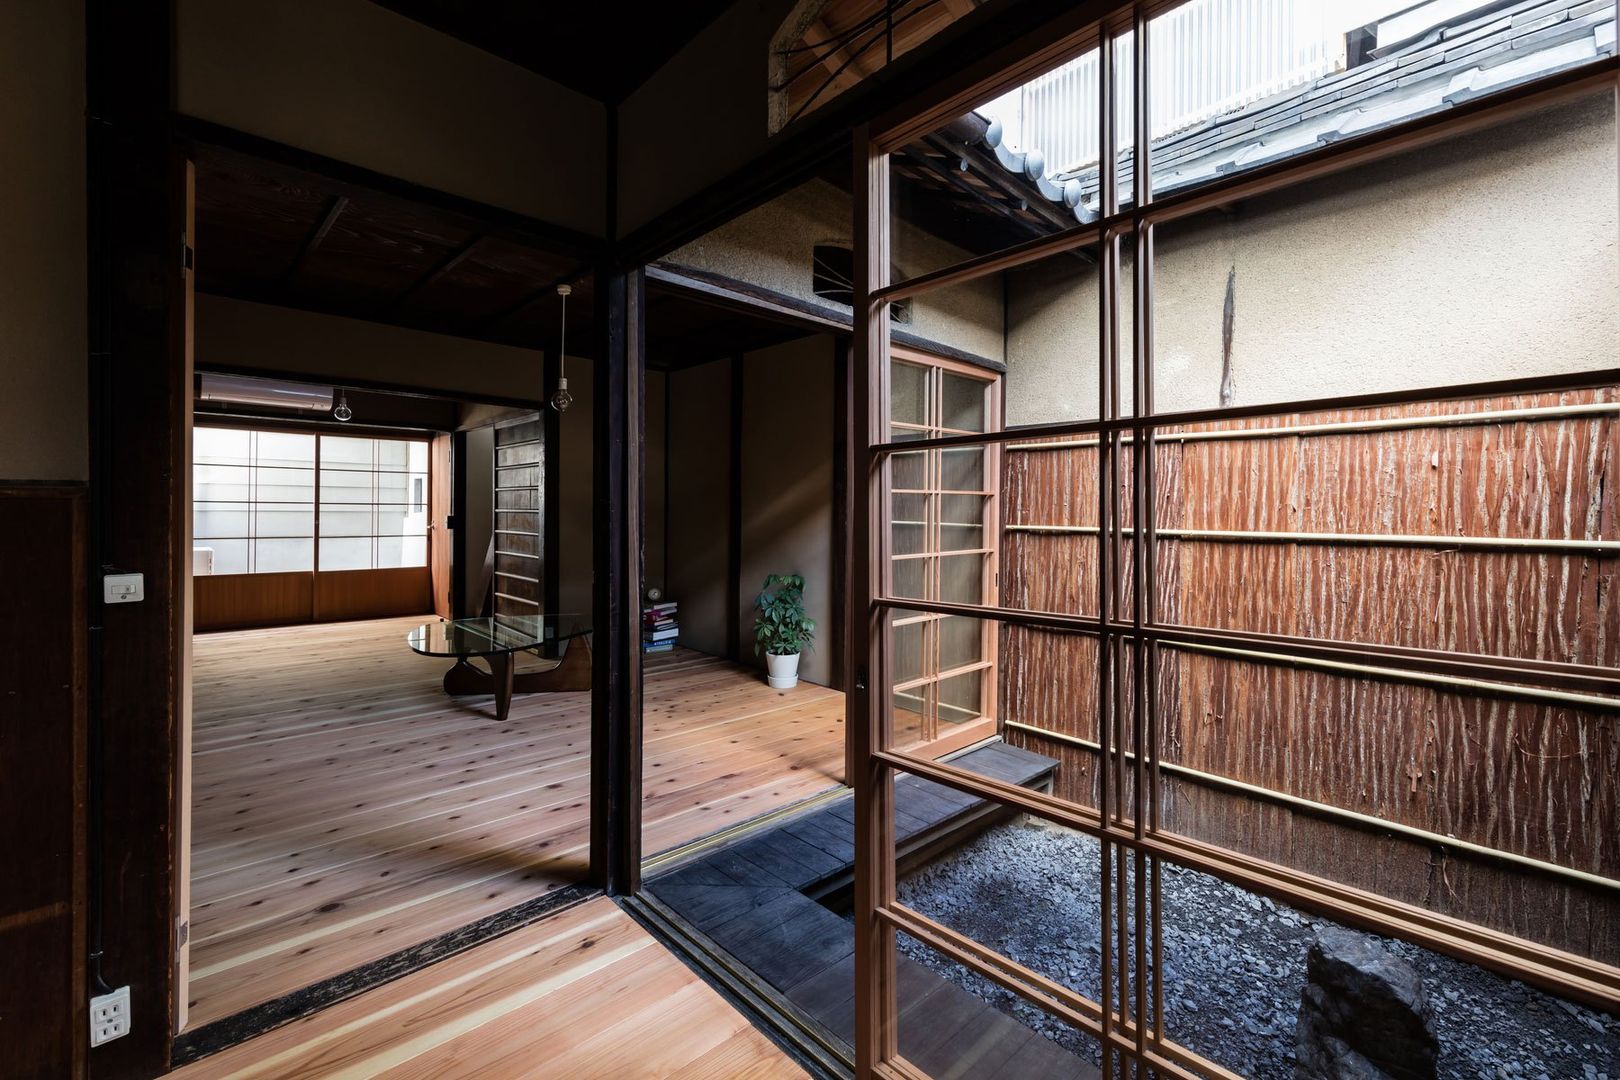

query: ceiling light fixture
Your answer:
[550,284,573,414]
[333,389,353,422]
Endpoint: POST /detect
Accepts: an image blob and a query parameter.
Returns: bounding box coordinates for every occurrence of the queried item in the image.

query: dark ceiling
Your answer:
[193,142,594,358]
[192,142,820,379]
[371,0,736,103]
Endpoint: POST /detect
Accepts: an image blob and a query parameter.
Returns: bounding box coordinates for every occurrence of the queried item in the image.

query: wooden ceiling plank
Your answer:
[282,195,350,284]
[383,234,486,313]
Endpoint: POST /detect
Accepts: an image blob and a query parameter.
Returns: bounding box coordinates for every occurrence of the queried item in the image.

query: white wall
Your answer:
[176,0,607,236]
[0,2,86,481]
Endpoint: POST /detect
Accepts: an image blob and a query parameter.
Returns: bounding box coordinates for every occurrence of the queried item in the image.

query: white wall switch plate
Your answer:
[103,572,144,604]
[90,985,131,1046]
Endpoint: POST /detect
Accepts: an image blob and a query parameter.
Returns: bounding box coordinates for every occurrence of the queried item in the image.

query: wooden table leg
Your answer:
[487,651,514,722]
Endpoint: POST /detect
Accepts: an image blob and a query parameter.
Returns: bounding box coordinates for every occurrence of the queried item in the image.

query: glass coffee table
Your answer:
[407,615,590,721]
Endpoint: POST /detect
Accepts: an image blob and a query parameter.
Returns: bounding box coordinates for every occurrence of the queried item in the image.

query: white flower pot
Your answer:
[765,651,800,690]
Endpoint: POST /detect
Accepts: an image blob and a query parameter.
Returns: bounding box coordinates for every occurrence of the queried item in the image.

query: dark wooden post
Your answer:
[590,267,644,896]
[87,0,188,1075]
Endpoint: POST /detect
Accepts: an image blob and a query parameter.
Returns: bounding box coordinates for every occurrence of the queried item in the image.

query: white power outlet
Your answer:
[90,986,131,1047]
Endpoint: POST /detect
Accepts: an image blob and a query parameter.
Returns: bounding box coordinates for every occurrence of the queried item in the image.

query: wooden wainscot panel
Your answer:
[313,567,433,623]
[0,486,86,1078]
[193,571,314,632]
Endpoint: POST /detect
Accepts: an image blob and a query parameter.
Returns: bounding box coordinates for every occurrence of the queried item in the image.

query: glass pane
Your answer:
[253,538,313,573]
[318,508,374,538]
[194,427,251,466]
[936,669,983,726]
[371,503,418,538]
[193,504,248,540]
[254,509,313,538]
[374,471,413,503]
[888,37,1105,283]
[939,446,983,491]
[890,448,929,489]
[373,439,411,471]
[319,536,372,571]
[940,371,986,433]
[193,464,251,501]
[891,556,928,601]
[1151,90,1618,414]
[377,535,427,568]
[1155,643,1620,965]
[252,467,315,505]
[937,614,983,672]
[318,469,376,503]
[197,538,248,575]
[256,431,315,467]
[1154,391,1619,666]
[320,435,375,465]
[1146,0,1615,200]
[938,553,984,605]
[892,360,931,428]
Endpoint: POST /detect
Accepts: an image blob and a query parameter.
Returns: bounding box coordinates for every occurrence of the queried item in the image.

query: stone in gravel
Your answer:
[1295,927,1439,1080]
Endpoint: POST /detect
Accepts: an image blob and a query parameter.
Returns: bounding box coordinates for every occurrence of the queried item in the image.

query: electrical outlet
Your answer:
[90,986,131,1047]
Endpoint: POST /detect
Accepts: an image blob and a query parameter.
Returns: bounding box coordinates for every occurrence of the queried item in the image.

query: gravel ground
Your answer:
[890,815,1620,1079]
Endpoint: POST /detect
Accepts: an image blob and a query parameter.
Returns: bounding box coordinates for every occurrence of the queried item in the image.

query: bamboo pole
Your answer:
[1002,523,1617,555]
[1002,721,1620,896]
[1004,400,1620,451]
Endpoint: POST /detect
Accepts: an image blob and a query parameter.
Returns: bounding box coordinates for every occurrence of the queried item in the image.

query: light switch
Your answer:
[104,572,145,604]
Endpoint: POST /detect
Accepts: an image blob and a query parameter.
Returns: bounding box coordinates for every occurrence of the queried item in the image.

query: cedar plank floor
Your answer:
[188,617,845,1029]
[169,897,809,1080]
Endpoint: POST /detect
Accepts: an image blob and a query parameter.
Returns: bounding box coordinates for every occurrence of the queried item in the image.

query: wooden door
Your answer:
[430,433,453,619]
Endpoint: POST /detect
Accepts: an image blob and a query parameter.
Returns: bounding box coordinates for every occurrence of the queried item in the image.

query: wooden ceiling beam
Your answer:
[282,195,348,284]
[481,267,589,331]
[383,234,485,314]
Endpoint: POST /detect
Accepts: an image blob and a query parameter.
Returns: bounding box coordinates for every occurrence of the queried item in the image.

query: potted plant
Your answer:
[754,573,815,689]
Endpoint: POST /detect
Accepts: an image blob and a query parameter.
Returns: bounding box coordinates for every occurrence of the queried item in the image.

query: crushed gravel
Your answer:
[889,815,1620,1079]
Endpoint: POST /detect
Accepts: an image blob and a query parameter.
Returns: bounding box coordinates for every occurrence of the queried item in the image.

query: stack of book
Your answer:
[643,601,679,654]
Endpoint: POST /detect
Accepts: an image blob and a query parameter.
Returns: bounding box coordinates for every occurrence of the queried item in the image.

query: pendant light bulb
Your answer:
[550,283,573,414]
[333,389,353,422]
[549,376,573,413]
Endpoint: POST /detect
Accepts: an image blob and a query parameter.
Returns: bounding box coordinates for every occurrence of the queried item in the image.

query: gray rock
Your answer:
[1295,927,1439,1080]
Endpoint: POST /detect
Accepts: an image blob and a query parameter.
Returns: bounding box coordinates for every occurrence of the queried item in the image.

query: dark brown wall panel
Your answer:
[0,487,86,1078]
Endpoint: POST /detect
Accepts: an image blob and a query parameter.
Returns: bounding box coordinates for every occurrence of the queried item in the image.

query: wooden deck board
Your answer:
[188,617,844,1028]
[169,898,808,1080]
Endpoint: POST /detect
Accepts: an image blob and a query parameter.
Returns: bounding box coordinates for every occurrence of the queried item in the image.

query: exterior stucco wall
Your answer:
[668,178,1005,364]
[1005,94,1619,425]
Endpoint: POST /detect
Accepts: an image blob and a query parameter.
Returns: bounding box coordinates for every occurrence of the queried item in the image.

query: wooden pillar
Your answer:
[87,0,188,1074]
[851,125,896,1078]
[590,267,644,896]
[726,353,744,662]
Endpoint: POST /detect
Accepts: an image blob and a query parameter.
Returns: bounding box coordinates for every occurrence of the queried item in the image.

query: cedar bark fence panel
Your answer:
[998,388,1620,964]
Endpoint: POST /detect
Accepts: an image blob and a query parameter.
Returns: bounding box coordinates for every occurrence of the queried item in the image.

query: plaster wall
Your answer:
[668,179,1004,363]
[665,360,735,659]
[461,425,494,616]
[617,0,801,236]
[0,1,86,481]
[196,294,545,405]
[1004,95,1619,425]
[738,336,836,688]
[556,358,595,622]
[176,0,607,236]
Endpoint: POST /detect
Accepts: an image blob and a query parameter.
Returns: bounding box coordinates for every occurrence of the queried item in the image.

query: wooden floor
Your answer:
[170,897,809,1079]
[188,617,845,1028]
